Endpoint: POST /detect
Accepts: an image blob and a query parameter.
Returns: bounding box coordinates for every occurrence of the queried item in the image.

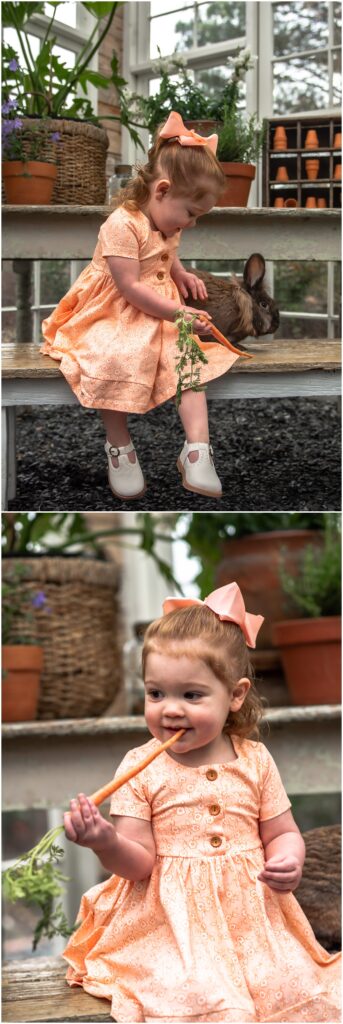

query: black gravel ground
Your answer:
[8,397,341,512]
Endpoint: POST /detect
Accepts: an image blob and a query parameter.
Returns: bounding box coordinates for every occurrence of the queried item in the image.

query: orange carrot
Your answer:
[88,729,186,806]
[197,314,254,359]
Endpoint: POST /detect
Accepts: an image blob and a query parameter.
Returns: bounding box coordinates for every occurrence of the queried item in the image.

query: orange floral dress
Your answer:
[63,736,341,1024]
[40,206,238,413]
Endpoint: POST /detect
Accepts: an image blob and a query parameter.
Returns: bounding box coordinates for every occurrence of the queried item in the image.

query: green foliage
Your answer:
[174,310,209,409]
[131,45,258,138]
[1,2,144,148]
[279,516,341,618]
[217,106,267,163]
[178,513,333,597]
[2,513,182,593]
[2,824,75,949]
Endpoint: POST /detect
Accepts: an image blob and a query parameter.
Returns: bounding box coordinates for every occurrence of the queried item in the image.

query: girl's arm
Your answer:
[64,793,156,881]
[258,808,305,892]
[105,255,214,334]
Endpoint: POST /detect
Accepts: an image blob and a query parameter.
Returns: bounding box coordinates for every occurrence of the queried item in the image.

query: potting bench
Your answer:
[2,205,341,506]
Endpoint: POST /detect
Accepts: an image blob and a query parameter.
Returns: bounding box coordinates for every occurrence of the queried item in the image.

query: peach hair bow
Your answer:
[158,110,218,155]
[162,582,264,649]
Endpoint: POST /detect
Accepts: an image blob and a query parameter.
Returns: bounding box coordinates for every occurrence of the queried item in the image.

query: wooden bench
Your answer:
[2,825,340,1023]
[2,338,341,506]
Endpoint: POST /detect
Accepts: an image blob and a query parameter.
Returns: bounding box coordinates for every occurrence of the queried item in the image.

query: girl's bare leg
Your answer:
[99,410,136,467]
[177,390,209,462]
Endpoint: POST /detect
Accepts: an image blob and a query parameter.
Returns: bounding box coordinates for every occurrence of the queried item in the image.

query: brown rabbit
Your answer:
[185,253,280,345]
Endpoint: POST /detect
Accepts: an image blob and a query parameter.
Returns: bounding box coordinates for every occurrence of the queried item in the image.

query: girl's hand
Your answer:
[64,793,113,851]
[258,854,303,893]
[179,305,214,336]
[174,269,208,302]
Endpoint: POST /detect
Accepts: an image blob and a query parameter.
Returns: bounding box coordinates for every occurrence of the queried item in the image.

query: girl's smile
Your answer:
[144,177,217,237]
[144,648,250,766]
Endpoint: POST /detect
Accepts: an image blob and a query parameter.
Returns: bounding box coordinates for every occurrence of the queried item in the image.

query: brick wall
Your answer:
[98,4,124,173]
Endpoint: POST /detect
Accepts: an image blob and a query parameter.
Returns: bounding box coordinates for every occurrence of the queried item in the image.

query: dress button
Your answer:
[209,804,220,816]
[161,253,169,261]
[210,836,222,848]
[206,769,218,781]
[157,271,164,280]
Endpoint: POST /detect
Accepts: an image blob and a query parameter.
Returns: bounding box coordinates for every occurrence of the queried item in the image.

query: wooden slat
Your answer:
[1,339,341,380]
[2,956,112,1023]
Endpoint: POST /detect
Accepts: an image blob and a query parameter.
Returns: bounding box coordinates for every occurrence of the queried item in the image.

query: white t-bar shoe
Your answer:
[177,442,222,498]
[105,441,146,500]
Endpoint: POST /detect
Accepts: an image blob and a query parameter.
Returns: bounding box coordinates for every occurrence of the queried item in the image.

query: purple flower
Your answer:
[13,117,23,130]
[50,131,61,143]
[9,58,20,72]
[31,591,47,609]
[2,98,17,114]
[2,120,16,136]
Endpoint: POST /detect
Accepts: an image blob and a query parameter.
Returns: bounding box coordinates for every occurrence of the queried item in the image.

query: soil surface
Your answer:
[8,397,341,512]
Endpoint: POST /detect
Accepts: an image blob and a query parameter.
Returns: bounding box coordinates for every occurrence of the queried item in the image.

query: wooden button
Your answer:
[209,804,220,816]
[206,769,218,781]
[161,253,169,261]
[210,835,222,847]
[157,271,164,280]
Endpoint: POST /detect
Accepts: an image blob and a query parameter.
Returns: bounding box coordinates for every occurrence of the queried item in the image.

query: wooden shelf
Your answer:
[263,114,342,209]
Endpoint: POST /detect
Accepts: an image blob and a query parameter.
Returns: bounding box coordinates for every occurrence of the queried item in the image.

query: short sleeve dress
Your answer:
[40,206,239,413]
[62,736,341,1024]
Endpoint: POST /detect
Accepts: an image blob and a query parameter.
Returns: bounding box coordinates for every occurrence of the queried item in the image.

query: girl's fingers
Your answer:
[64,811,78,842]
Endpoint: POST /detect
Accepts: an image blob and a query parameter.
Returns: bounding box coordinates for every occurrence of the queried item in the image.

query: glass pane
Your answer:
[195,2,245,46]
[45,2,77,27]
[333,49,342,105]
[274,2,328,56]
[150,0,191,13]
[333,2,342,46]
[3,28,40,62]
[334,263,340,317]
[277,316,328,339]
[150,8,194,56]
[2,312,16,345]
[2,261,17,308]
[195,63,246,109]
[274,262,328,314]
[40,261,71,305]
[273,54,329,113]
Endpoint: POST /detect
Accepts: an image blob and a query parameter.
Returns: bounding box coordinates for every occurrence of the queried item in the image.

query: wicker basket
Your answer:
[3,118,109,205]
[2,556,122,719]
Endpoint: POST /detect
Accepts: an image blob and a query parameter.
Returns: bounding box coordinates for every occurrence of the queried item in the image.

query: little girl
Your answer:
[63,583,340,1024]
[41,111,240,502]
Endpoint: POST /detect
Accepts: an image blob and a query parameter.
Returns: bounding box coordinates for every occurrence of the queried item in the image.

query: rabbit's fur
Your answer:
[185,253,280,344]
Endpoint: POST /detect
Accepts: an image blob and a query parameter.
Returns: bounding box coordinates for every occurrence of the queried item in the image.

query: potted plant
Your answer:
[2,512,180,720]
[176,513,329,649]
[2,97,61,203]
[216,49,267,206]
[272,516,341,705]
[2,2,145,204]
[2,562,48,721]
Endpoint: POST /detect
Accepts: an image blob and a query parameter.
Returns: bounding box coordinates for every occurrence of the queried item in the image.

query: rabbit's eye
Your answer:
[259,301,269,309]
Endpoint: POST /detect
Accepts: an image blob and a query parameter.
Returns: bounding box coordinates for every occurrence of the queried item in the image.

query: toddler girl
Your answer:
[41,111,240,502]
[63,582,340,1023]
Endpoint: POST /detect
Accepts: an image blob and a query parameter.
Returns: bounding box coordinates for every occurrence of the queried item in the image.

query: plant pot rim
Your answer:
[219,162,256,178]
[222,528,322,543]
[2,160,57,171]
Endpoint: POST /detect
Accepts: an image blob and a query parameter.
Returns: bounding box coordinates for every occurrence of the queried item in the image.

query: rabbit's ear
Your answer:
[243,254,266,290]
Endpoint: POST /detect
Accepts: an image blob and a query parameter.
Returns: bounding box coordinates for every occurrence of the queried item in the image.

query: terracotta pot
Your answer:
[317,198,327,208]
[284,198,298,207]
[273,126,288,150]
[183,119,222,137]
[214,530,324,649]
[305,129,319,149]
[2,161,57,204]
[305,196,317,208]
[2,645,43,721]
[333,132,341,149]
[272,617,341,705]
[274,197,284,207]
[334,163,341,180]
[275,166,289,182]
[217,162,255,207]
[305,159,320,180]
